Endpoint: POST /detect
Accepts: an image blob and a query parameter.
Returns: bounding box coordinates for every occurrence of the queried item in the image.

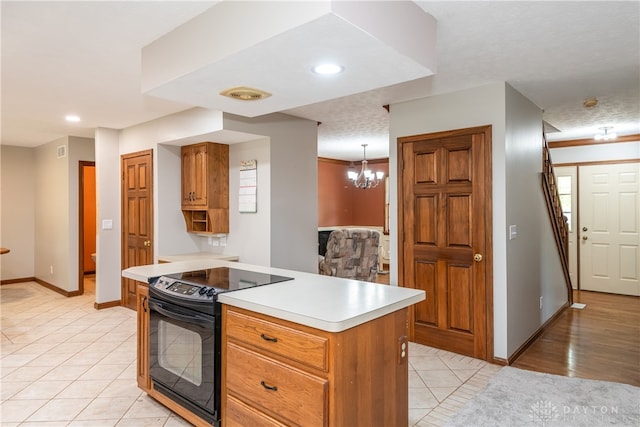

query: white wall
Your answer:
[226,138,272,265]
[95,128,122,304]
[34,138,70,290]
[551,141,640,164]
[30,136,95,292]
[223,113,318,272]
[389,82,509,358]
[156,143,201,257]
[0,146,36,280]
[119,107,225,152]
[504,84,567,356]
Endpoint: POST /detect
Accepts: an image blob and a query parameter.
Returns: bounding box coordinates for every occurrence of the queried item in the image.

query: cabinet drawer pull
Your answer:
[260,381,278,391]
[260,333,278,343]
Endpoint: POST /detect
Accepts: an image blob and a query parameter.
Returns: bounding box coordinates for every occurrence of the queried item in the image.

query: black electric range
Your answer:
[147,267,293,426]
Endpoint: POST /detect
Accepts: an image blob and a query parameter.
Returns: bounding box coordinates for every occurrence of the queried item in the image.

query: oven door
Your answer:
[148,298,216,423]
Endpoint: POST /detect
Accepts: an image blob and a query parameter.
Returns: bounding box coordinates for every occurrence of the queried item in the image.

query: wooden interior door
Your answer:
[398,126,492,360]
[579,162,640,296]
[122,150,153,310]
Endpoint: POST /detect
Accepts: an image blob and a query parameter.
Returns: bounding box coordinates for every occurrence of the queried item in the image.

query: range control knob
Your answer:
[198,287,207,295]
[206,288,216,298]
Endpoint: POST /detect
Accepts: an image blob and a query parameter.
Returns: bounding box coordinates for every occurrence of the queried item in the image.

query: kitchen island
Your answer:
[123,260,425,426]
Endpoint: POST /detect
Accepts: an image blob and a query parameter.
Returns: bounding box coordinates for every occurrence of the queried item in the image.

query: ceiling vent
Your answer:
[220,86,271,101]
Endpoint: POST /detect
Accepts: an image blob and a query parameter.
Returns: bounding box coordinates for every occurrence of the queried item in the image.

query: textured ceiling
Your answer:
[2,1,639,161]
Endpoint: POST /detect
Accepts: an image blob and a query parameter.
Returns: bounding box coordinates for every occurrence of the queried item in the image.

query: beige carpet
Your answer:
[445,366,640,427]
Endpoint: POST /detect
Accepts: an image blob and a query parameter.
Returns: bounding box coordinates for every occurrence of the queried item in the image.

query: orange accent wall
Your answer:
[83,166,96,272]
[318,159,388,227]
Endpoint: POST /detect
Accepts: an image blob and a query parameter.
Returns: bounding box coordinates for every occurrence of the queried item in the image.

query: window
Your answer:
[557,175,572,231]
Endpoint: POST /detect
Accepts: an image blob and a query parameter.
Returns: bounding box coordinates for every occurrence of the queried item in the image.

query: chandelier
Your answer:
[347,144,384,189]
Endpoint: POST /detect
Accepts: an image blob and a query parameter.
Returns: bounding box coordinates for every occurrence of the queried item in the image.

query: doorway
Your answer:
[555,161,640,296]
[579,162,640,296]
[79,161,96,295]
[398,125,493,361]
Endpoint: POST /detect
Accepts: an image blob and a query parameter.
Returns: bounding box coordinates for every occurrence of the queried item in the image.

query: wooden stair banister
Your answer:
[541,132,573,305]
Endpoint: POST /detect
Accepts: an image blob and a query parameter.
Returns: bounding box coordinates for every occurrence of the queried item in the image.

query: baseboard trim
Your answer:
[94,300,121,310]
[1,277,36,285]
[491,357,509,366]
[34,278,81,297]
[2,277,83,297]
[507,301,571,365]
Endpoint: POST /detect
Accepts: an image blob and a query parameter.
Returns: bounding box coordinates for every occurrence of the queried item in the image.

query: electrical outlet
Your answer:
[539,296,543,310]
[50,265,54,275]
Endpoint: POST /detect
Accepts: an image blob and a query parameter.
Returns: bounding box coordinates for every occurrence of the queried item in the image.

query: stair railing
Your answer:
[541,132,573,304]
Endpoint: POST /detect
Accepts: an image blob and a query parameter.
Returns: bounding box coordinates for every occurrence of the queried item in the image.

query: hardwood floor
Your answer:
[512,290,640,386]
[375,270,390,285]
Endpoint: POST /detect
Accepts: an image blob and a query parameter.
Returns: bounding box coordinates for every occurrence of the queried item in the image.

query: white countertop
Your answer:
[122,260,425,333]
[157,252,239,263]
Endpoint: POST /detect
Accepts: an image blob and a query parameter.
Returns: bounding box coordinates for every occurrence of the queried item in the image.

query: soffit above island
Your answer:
[141,0,437,118]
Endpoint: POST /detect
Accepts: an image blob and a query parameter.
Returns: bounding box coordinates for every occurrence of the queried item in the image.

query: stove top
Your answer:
[148,267,294,305]
[166,267,293,291]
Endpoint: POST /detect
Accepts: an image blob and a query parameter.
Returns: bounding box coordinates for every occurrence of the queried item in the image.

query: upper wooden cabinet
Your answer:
[181,142,229,234]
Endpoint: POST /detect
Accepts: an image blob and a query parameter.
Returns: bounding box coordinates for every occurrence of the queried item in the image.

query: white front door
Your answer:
[579,162,640,296]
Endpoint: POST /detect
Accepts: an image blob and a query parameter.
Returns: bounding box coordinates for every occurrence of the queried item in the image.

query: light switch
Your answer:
[509,225,517,240]
[102,219,113,230]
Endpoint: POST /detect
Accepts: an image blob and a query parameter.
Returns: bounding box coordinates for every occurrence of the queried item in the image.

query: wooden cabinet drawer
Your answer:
[225,396,287,427]
[226,309,328,371]
[227,343,328,427]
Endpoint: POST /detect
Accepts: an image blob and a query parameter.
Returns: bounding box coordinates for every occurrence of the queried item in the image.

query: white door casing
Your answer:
[579,163,640,296]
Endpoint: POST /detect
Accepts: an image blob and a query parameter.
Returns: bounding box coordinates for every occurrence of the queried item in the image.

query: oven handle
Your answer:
[148,299,213,328]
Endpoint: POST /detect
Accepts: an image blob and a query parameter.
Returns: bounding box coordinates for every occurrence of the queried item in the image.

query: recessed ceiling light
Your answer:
[312,63,344,75]
[65,115,81,122]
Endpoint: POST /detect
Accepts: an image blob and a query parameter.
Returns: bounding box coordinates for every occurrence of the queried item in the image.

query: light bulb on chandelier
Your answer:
[347,144,384,189]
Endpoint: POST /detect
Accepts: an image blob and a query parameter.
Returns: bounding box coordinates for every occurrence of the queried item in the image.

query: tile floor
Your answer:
[1,281,501,426]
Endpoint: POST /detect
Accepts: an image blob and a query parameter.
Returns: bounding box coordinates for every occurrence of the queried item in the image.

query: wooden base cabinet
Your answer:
[221,306,410,427]
[136,284,151,392]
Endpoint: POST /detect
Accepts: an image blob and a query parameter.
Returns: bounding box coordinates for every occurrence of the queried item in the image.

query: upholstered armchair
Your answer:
[318,228,380,282]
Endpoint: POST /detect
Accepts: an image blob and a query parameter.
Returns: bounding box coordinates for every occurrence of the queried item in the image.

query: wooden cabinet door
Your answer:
[181,143,208,208]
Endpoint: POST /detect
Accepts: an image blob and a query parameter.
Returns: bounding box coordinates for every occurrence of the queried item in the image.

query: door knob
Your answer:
[582,236,588,241]
[473,254,483,262]
[582,226,588,232]
[144,240,151,247]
